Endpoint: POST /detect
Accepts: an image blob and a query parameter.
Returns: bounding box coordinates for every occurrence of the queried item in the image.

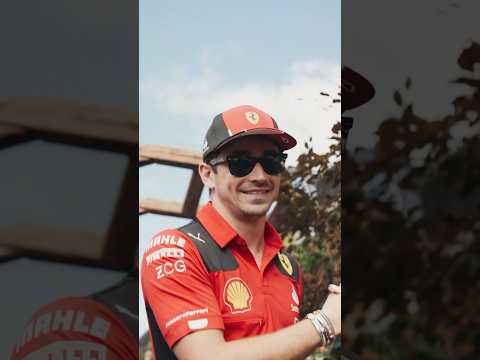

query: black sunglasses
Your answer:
[209,152,288,177]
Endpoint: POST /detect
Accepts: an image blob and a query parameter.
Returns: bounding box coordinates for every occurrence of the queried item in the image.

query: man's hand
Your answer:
[322,283,341,334]
[328,283,341,294]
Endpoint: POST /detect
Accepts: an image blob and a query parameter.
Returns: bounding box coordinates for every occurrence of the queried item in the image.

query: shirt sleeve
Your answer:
[141,229,224,349]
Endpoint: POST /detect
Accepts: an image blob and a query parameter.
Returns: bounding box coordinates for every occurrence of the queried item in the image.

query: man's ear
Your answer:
[198,162,215,192]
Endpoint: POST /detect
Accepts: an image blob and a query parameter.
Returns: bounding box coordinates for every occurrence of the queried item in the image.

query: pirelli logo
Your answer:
[146,248,185,265]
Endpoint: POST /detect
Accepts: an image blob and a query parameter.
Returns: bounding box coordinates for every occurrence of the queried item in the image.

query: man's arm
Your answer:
[173,288,341,360]
[173,318,319,360]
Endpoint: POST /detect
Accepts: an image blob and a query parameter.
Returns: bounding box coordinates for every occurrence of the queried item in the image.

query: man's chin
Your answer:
[239,202,272,218]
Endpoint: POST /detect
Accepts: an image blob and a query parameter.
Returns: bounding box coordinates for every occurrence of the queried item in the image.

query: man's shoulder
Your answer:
[141,225,209,272]
[144,228,190,252]
[143,218,218,256]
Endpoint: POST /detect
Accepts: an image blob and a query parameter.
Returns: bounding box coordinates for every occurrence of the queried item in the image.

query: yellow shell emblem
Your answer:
[279,254,293,276]
[224,278,253,314]
[245,111,260,125]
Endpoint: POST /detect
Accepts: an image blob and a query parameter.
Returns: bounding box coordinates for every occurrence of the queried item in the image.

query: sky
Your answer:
[139,0,341,337]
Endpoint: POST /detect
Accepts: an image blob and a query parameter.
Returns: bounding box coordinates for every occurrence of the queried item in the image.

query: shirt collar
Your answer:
[264,221,284,249]
[195,202,284,250]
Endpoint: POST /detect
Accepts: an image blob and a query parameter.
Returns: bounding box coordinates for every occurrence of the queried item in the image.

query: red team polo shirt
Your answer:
[142,202,303,355]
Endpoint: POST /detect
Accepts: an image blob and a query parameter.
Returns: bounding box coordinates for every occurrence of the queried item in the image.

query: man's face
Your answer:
[208,136,283,220]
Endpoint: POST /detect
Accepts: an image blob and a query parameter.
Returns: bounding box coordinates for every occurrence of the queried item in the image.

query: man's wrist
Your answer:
[306,310,336,347]
[306,312,326,346]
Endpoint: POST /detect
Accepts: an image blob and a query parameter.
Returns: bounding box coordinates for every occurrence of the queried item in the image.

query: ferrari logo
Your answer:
[224,278,253,314]
[245,111,260,125]
[279,254,293,276]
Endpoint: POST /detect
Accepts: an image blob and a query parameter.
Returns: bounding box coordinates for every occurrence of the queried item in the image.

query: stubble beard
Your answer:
[238,204,270,220]
[236,191,278,221]
[215,194,273,223]
[213,184,279,223]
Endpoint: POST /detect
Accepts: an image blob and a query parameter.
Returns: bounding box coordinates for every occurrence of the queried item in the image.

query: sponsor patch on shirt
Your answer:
[278,254,293,276]
[147,233,186,251]
[224,278,253,314]
[188,318,209,330]
[290,285,300,313]
[165,308,209,328]
[155,260,186,279]
[291,285,299,305]
[146,248,185,265]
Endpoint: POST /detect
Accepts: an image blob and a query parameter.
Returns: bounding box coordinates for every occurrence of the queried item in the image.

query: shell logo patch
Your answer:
[278,254,293,276]
[245,111,260,125]
[224,278,253,314]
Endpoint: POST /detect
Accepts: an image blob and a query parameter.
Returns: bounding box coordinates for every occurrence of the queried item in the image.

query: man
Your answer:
[141,105,341,360]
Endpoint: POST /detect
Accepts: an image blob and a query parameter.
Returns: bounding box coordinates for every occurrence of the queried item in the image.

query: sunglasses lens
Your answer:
[228,156,255,177]
[260,156,285,175]
[227,154,286,177]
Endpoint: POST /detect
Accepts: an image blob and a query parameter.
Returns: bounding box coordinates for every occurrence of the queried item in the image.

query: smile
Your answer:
[240,189,271,194]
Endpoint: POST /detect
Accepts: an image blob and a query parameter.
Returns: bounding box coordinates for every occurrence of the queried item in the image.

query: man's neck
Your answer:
[211,199,266,254]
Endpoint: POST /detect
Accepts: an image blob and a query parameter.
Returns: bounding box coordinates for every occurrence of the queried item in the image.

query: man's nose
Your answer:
[248,161,268,180]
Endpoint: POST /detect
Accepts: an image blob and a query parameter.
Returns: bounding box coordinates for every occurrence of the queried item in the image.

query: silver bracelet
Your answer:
[317,310,336,344]
[306,312,325,346]
[307,310,336,346]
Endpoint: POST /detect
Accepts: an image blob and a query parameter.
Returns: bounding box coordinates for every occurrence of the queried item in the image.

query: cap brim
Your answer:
[217,128,297,153]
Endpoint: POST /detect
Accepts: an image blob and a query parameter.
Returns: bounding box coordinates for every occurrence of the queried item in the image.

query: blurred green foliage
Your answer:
[273,123,342,359]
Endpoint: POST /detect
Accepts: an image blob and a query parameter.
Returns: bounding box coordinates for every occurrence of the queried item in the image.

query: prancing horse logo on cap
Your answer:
[245,111,260,125]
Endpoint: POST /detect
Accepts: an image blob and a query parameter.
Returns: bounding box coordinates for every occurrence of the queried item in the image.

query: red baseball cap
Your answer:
[202,105,297,161]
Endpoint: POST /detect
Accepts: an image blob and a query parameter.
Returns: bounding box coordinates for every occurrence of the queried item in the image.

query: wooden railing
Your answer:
[139,145,204,218]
